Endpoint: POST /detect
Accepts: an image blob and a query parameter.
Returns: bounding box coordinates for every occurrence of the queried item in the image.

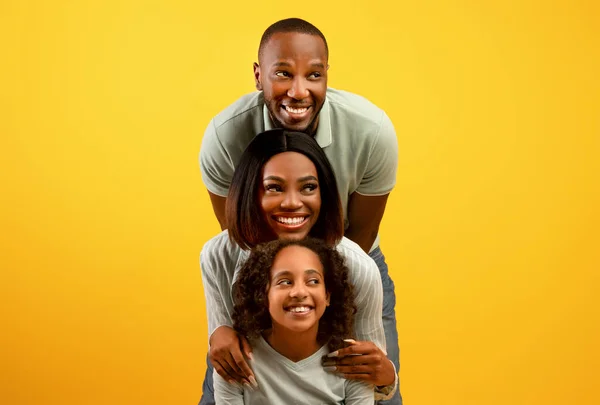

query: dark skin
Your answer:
[205,31,394,388]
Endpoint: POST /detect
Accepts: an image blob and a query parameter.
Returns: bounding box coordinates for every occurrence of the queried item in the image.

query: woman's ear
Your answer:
[326,291,330,307]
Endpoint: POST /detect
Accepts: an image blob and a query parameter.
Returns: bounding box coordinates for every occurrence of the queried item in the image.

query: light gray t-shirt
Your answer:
[214,336,374,405]
[199,88,398,251]
[200,232,397,400]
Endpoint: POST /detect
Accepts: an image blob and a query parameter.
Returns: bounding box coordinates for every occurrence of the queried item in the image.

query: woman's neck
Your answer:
[264,326,322,362]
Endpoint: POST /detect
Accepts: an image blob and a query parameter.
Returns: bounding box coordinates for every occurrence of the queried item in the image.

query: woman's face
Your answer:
[267,245,329,335]
[259,151,321,241]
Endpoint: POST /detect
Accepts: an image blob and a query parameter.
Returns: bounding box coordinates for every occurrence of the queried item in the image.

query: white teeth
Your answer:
[276,216,306,225]
[288,306,311,313]
[285,106,308,114]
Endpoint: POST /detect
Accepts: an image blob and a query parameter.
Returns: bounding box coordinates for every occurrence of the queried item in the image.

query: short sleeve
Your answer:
[355,112,398,196]
[214,369,244,405]
[200,119,234,197]
[344,380,374,405]
[200,241,235,338]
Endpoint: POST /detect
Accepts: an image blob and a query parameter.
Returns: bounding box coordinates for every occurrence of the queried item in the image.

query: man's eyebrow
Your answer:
[272,61,292,67]
[310,62,326,69]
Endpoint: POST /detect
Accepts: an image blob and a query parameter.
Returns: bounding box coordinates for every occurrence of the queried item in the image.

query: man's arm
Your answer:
[208,191,228,231]
[344,193,390,253]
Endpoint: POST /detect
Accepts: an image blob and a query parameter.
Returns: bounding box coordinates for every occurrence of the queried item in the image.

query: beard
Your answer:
[266,101,325,136]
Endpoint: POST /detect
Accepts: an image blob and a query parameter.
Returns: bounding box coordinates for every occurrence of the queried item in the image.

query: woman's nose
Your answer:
[280,191,302,209]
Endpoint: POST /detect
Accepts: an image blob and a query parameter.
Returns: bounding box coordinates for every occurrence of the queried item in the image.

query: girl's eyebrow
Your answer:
[272,270,292,280]
[271,268,323,279]
[304,269,323,277]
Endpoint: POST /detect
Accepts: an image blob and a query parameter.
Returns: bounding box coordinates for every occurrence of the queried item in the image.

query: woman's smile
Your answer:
[260,151,321,240]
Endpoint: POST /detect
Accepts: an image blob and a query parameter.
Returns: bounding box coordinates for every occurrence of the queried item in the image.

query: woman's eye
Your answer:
[265,184,282,192]
[302,183,318,192]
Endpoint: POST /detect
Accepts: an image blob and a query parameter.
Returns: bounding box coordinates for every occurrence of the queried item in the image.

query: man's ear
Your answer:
[253,62,262,91]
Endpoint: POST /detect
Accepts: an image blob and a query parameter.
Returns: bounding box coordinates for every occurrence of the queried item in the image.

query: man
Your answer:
[199,18,401,404]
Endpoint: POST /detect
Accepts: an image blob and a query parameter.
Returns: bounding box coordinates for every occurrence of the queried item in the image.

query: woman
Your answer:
[215,238,373,404]
[199,129,397,404]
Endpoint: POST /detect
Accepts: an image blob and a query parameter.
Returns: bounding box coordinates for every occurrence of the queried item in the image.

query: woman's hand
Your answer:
[323,339,396,387]
[209,326,257,388]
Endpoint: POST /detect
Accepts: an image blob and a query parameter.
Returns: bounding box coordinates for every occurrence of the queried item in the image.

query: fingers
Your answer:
[212,358,240,384]
[324,354,381,367]
[240,335,254,361]
[230,346,257,386]
[328,341,377,358]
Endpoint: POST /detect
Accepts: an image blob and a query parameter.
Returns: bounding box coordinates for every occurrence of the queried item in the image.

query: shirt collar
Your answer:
[262,97,332,148]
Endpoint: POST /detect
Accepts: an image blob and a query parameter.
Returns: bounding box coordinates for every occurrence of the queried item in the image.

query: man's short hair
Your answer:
[258,18,329,60]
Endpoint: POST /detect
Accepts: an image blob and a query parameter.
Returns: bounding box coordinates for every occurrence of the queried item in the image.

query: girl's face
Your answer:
[259,151,321,241]
[267,245,330,335]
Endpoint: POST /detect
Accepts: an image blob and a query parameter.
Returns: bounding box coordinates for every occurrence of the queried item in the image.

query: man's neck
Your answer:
[263,327,321,362]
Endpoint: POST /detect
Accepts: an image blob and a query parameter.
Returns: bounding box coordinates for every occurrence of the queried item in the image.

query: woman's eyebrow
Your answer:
[298,175,318,182]
[264,175,285,182]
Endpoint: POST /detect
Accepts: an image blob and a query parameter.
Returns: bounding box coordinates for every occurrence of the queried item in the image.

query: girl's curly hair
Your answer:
[232,238,357,351]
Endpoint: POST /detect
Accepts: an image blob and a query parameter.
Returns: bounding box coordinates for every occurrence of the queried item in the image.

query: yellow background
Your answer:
[1,1,598,404]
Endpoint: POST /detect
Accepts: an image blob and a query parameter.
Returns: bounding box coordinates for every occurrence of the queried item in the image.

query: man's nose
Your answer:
[287,77,309,100]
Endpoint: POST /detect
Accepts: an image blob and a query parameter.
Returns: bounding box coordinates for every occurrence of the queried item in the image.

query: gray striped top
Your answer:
[200,230,386,352]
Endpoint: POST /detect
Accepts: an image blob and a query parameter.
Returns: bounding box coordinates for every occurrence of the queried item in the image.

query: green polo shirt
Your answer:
[200,87,398,251]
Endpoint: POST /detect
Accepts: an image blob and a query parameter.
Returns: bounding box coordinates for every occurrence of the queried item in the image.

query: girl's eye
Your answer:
[307,279,320,285]
[278,279,292,286]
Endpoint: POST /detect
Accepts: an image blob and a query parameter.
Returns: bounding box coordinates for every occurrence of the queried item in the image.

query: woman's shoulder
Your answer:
[336,237,374,264]
[200,230,244,264]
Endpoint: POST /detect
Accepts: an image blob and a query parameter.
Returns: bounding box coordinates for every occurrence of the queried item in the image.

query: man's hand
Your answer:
[209,326,257,388]
[322,339,396,387]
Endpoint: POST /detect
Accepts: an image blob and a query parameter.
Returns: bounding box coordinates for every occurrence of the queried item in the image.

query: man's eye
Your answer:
[309,72,322,79]
[275,71,290,77]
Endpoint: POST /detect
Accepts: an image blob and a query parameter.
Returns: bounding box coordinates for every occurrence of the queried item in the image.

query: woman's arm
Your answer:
[200,236,255,385]
[328,240,397,397]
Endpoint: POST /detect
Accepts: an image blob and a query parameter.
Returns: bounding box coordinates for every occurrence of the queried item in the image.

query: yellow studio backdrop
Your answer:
[1,1,598,404]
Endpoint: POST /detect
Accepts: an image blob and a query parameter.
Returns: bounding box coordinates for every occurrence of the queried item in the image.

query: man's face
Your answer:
[254,32,328,135]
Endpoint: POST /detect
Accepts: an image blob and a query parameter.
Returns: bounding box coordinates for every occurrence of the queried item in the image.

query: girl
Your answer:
[199,129,397,404]
[214,238,373,404]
